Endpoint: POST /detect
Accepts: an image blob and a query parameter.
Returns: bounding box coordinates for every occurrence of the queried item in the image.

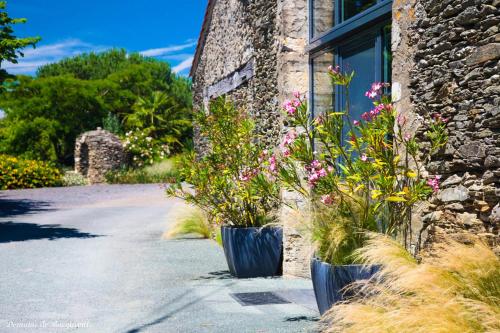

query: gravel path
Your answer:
[0,185,318,332]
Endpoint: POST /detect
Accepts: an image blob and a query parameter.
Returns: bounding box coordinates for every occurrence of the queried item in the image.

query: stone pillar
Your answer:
[277,0,312,278]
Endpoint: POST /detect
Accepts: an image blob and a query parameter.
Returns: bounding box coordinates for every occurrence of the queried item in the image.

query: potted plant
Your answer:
[276,67,448,314]
[167,98,282,278]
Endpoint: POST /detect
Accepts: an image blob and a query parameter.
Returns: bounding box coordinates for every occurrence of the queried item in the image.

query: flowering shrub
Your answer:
[122,130,169,168]
[0,154,62,190]
[62,170,88,187]
[277,67,448,264]
[166,98,280,227]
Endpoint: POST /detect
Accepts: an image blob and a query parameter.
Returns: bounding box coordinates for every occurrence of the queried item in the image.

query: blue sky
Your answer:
[3,0,208,76]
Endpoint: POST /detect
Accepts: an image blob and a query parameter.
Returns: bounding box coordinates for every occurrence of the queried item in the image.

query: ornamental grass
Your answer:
[322,234,500,333]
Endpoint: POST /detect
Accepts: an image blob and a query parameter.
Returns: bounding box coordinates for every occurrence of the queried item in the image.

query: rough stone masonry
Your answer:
[393,0,499,254]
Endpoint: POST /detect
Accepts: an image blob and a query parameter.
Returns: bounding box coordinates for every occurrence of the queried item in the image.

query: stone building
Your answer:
[191,0,500,275]
[74,128,125,184]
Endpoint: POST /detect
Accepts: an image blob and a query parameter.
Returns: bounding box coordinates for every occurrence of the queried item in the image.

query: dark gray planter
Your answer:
[221,226,283,278]
[311,257,380,315]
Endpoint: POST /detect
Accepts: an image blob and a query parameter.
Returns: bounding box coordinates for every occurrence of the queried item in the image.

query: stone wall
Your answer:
[393,0,500,254]
[192,0,281,148]
[74,128,124,184]
[276,0,311,277]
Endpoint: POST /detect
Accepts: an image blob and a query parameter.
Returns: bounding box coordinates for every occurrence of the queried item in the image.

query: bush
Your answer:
[0,154,62,189]
[166,98,281,228]
[323,234,500,333]
[61,170,88,187]
[123,129,169,168]
[105,158,180,184]
[277,68,447,264]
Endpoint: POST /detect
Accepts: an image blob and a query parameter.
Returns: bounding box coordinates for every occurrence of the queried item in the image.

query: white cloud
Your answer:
[172,56,194,74]
[139,41,196,57]
[2,39,104,75]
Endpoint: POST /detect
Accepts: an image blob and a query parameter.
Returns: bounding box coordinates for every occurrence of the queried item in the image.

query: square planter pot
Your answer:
[221,226,283,278]
[311,257,380,315]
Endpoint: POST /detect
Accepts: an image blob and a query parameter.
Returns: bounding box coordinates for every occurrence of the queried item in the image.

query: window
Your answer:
[309,0,392,129]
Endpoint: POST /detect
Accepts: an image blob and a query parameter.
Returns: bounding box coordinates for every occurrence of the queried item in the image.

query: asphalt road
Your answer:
[0,184,318,333]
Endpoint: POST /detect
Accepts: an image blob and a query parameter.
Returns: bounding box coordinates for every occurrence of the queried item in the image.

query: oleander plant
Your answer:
[276,66,448,264]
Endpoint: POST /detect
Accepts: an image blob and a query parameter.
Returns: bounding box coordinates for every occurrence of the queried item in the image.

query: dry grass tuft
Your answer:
[164,205,212,239]
[323,234,500,333]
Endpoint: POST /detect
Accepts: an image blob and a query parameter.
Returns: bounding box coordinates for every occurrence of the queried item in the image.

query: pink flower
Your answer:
[427,175,441,193]
[282,100,297,115]
[365,89,378,99]
[293,99,301,107]
[315,115,325,125]
[281,129,297,147]
[282,148,291,158]
[365,82,386,100]
[311,160,322,169]
[293,91,301,99]
[327,165,334,173]
[404,133,412,142]
[432,113,449,123]
[318,168,327,177]
[361,154,368,162]
[269,155,278,174]
[321,194,334,205]
[397,114,407,126]
[328,65,340,74]
[353,120,360,126]
[361,112,371,121]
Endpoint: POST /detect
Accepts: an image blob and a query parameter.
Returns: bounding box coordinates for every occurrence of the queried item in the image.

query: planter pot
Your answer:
[221,226,283,278]
[311,257,380,315]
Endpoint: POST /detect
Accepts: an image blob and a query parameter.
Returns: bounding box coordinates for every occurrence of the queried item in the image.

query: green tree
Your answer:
[0,1,40,83]
[125,91,192,148]
[0,49,192,165]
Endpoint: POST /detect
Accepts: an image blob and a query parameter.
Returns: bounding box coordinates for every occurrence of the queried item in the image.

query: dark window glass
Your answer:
[382,23,392,83]
[341,0,377,21]
[312,0,335,37]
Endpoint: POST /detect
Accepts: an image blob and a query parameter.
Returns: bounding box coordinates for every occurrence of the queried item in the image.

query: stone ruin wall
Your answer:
[393,0,500,254]
[74,128,124,184]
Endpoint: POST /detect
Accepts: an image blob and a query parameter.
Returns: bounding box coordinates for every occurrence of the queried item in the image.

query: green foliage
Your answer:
[278,68,447,264]
[125,90,192,151]
[105,158,181,184]
[102,112,123,135]
[0,1,40,85]
[0,49,192,165]
[167,98,281,227]
[0,154,61,189]
[324,235,500,333]
[0,75,108,164]
[123,129,169,167]
[61,170,88,187]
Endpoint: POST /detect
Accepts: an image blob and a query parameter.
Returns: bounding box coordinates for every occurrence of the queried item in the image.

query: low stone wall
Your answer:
[75,128,124,184]
[393,0,500,254]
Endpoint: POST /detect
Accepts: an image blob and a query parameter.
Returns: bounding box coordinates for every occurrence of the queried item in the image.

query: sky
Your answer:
[3,0,208,76]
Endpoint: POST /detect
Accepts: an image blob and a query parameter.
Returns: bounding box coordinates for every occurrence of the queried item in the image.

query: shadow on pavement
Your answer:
[192,270,233,281]
[284,315,320,322]
[0,221,100,243]
[0,198,54,218]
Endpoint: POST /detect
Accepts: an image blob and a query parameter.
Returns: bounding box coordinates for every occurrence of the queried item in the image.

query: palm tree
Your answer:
[125,91,191,148]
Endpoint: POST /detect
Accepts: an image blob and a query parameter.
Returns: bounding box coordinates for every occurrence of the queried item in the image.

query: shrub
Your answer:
[122,129,169,168]
[0,154,62,189]
[323,234,500,333]
[167,98,280,227]
[61,170,88,187]
[277,68,447,264]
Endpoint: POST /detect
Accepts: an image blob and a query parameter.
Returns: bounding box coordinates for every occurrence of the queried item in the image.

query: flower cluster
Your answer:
[279,129,297,157]
[427,175,441,193]
[123,130,169,167]
[361,103,392,122]
[282,92,303,115]
[431,113,449,124]
[365,82,386,99]
[321,194,334,205]
[305,160,332,186]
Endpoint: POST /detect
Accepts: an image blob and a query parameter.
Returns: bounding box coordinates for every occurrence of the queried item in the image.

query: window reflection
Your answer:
[342,0,377,21]
[312,0,334,37]
[312,50,335,118]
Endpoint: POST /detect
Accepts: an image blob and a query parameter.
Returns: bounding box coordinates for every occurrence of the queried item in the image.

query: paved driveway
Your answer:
[0,185,318,333]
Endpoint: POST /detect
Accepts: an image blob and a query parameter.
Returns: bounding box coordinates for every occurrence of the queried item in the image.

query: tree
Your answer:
[0,50,192,164]
[125,91,192,148]
[0,1,41,83]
